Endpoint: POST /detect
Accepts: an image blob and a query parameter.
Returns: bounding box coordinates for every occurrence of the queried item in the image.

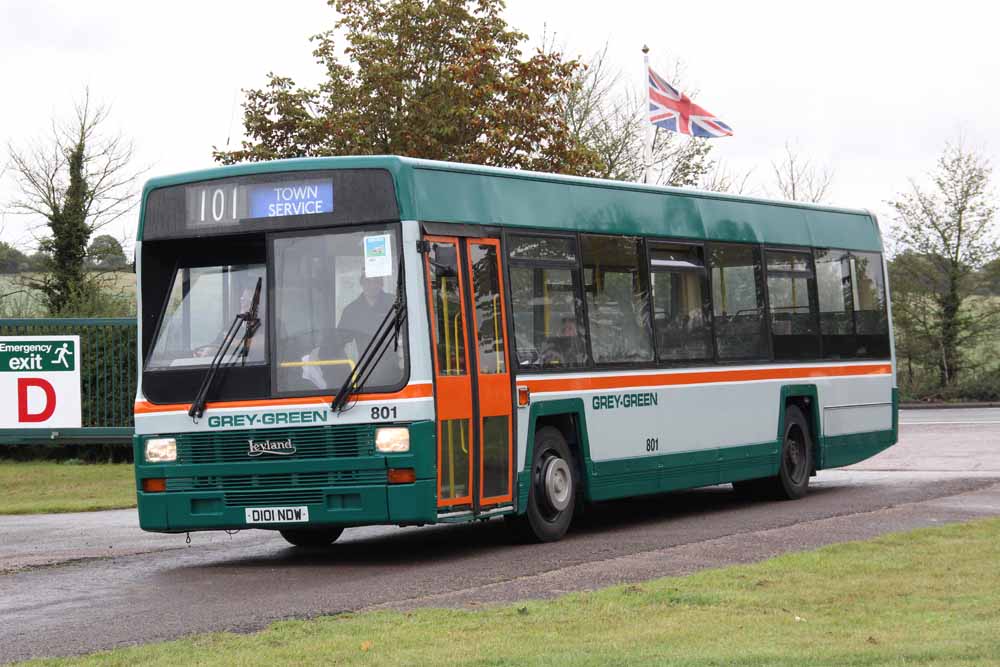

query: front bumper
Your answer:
[134,420,437,533]
[136,479,436,532]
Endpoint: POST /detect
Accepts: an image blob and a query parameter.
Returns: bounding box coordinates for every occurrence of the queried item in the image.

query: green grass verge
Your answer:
[0,461,135,515]
[21,518,1000,666]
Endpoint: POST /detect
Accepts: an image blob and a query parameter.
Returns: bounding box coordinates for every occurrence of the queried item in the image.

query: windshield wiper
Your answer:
[237,277,264,360]
[331,263,406,414]
[188,277,263,420]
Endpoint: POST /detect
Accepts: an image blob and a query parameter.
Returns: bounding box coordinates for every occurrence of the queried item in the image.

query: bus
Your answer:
[133,156,896,545]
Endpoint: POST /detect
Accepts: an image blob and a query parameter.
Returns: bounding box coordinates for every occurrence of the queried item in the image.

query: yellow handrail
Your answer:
[720,266,728,313]
[453,312,462,373]
[447,419,455,499]
[543,273,550,337]
[441,277,452,374]
[492,293,501,372]
[278,359,356,369]
[460,418,467,455]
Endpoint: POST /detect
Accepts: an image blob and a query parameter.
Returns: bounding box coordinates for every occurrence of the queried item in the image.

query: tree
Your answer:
[976,256,1000,295]
[887,252,943,392]
[889,139,999,387]
[87,234,127,271]
[699,161,755,195]
[0,242,28,273]
[6,91,139,314]
[24,252,50,273]
[770,142,833,203]
[561,46,715,185]
[0,241,30,305]
[215,0,601,175]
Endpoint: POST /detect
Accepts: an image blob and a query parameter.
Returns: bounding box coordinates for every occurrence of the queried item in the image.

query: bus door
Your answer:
[423,236,514,512]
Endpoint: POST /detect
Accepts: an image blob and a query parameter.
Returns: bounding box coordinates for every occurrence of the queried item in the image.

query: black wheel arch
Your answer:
[533,411,588,502]
[516,399,594,514]
[778,385,821,474]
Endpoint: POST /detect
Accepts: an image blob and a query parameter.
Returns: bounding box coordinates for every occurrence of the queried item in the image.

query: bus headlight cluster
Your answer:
[375,427,410,453]
[144,438,177,462]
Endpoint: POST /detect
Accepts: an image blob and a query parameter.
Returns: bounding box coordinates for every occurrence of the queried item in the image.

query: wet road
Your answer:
[2,408,999,663]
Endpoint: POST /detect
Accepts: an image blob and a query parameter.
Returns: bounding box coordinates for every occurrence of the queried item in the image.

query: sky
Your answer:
[1,0,998,253]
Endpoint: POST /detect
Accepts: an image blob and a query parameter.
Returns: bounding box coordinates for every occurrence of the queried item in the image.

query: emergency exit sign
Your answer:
[0,336,81,428]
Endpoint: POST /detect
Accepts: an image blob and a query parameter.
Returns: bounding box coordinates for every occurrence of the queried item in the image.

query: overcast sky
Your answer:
[1,0,997,252]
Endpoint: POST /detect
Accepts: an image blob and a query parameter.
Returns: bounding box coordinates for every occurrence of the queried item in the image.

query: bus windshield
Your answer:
[273,225,405,394]
[144,225,407,396]
[146,264,267,370]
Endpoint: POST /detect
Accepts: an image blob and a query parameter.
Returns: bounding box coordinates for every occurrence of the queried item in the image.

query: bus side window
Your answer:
[815,248,856,359]
[850,251,890,358]
[765,250,820,360]
[814,249,890,360]
[580,234,653,364]
[708,244,768,360]
[507,234,588,369]
[648,243,713,362]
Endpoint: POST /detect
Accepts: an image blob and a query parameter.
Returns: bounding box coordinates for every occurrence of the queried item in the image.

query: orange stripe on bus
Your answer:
[134,364,890,415]
[522,363,892,394]
[134,383,434,415]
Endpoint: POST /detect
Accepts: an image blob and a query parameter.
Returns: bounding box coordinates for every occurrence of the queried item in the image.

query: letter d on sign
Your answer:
[18,378,56,423]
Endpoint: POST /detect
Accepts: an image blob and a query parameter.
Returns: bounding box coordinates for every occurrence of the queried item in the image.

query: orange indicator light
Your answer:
[388,468,416,484]
[142,478,167,493]
[517,385,530,407]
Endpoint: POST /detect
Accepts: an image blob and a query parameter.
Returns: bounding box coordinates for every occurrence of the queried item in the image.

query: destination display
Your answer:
[185,179,334,226]
[142,168,399,240]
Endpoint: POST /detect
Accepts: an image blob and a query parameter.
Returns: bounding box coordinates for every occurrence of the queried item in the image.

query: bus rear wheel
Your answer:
[279,527,344,548]
[519,426,577,543]
[733,405,813,500]
[775,405,813,499]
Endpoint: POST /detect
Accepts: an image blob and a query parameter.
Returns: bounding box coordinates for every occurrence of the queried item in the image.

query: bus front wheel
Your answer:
[279,527,344,548]
[521,426,577,542]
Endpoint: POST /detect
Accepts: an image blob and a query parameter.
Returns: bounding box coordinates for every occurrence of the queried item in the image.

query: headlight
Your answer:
[375,427,409,453]
[145,437,177,462]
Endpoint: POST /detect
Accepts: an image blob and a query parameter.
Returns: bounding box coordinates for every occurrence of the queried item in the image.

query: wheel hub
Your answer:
[543,457,571,511]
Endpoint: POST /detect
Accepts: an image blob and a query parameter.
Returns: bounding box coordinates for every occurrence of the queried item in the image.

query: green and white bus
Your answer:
[133,156,896,544]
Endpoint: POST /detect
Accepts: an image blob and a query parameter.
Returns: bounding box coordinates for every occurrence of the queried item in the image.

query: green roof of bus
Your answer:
[137,155,883,252]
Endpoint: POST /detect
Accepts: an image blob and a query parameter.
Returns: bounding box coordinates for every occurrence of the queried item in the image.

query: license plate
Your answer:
[244,506,310,524]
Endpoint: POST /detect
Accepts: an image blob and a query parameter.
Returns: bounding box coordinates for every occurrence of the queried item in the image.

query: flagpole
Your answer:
[642,45,654,184]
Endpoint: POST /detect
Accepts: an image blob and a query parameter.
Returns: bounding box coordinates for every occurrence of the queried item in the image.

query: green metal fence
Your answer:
[0,318,137,445]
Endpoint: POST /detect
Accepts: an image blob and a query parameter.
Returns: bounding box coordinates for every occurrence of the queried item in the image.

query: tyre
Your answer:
[732,405,813,500]
[279,527,344,548]
[518,426,577,542]
[774,405,813,499]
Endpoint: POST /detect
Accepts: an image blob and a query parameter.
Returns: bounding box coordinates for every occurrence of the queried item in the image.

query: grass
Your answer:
[21,518,1000,666]
[0,461,136,515]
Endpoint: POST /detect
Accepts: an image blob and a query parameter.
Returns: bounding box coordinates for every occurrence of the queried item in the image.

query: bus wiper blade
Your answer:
[237,277,264,364]
[186,314,243,421]
[331,266,406,414]
[188,277,263,421]
[330,295,406,414]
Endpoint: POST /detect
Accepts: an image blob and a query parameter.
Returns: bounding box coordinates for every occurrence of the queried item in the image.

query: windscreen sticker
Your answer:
[364,234,392,278]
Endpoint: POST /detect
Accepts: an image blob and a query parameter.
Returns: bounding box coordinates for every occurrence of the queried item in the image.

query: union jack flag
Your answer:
[648,66,733,138]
